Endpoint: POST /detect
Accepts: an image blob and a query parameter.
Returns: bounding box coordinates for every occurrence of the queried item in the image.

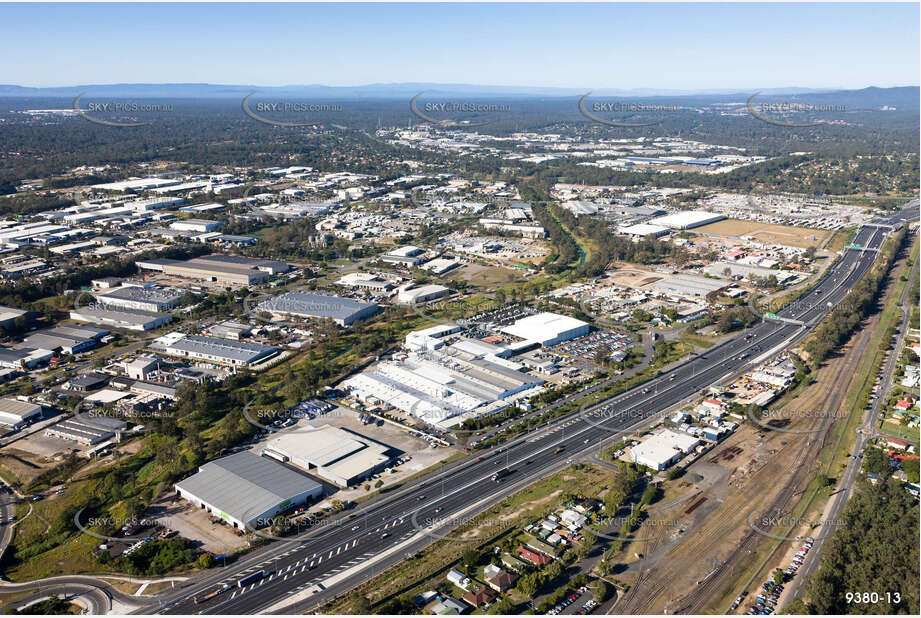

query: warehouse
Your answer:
[45,416,127,445]
[618,223,669,238]
[70,307,172,331]
[704,261,798,285]
[175,451,323,529]
[629,429,701,470]
[21,325,107,355]
[255,292,379,327]
[396,284,450,305]
[262,424,395,487]
[136,255,290,286]
[0,398,42,428]
[380,245,425,267]
[652,274,727,298]
[0,305,29,330]
[94,285,184,312]
[169,219,224,233]
[500,312,590,347]
[161,334,278,367]
[648,210,726,230]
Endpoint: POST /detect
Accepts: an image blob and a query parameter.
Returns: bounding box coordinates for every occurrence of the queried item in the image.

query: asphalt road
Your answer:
[146,216,908,616]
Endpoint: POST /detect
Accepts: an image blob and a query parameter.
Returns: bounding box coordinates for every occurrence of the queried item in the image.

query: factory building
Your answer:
[136,255,289,286]
[94,285,184,312]
[160,333,278,367]
[255,292,379,327]
[395,284,451,305]
[45,416,127,445]
[629,429,701,470]
[618,223,669,238]
[380,245,425,267]
[0,398,42,428]
[175,451,323,529]
[500,312,590,347]
[70,307,172,332]
[20,325,107,355]
[0,305,29,330]
[169,219,224,233]
[262,424,395,487]
[652,274,727,298]
[647,210,725,230]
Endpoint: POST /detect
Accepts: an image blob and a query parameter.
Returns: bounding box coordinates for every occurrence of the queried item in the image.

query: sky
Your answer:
[1,2,918,90]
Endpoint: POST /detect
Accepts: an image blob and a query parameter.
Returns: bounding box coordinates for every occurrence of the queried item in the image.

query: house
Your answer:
[517,546,551,566]
[484,565,519,593]
[894,399,915,412]
[887,437,910,451]
[462,587,497,608]
[500,552,528,572]
[446,569,470,590]
[441,597,469,614]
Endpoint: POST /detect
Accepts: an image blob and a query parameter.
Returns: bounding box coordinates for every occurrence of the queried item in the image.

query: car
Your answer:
[417,495,425,500]
[381,533,389,539]
[351,525,360,531]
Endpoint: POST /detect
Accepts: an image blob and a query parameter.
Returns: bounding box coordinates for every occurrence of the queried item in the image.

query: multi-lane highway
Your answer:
[147,212,910,615]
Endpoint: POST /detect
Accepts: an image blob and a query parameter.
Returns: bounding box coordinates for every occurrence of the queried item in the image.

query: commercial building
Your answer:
[380,245,425,267]
[161,334,278,367]
[255,292,379,327]
[20,325,107,355]
[648,210,725,230]
[0,305,29,330]
[618,223,669,238]
[629,429,701,470]
[500,312,590,347]
[0,398,42,428]
[175,451,323,529]
[94,285,184,312]
[136,255,289,286]
[70,307,172,331]
[123,356,159,380]
[422,258,461,275]
[0,347,53,370]
[262,424,395,487]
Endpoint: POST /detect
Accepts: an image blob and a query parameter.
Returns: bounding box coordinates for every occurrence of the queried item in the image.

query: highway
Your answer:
[148,212,910,615]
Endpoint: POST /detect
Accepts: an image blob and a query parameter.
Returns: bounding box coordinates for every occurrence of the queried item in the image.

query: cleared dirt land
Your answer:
[692,219,831,249]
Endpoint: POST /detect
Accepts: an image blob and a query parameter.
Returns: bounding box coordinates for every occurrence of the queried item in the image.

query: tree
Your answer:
[462,548,482,569]
[593,579,611,603]
[198,553,215,569]
[772,568,785,586]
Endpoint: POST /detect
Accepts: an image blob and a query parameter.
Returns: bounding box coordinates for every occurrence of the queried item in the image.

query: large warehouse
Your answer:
[500,312,589,347]
[136,255,290,286]
[255,292,379,327]
[262,424,395,487]
[648,210,726,230]
[94,285,184,312]
[70,307,172,331]
[0,398,42,428]
[175,452,323,529]
[160,333,278,367]
[652,274,727,298]
[629,429,701,470]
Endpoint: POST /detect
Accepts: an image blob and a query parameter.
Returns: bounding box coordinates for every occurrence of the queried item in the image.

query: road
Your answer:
[144,215,907,616]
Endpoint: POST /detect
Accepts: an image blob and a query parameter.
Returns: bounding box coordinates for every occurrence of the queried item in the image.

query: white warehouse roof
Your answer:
[648,210,726,230]
[500,312,589,347]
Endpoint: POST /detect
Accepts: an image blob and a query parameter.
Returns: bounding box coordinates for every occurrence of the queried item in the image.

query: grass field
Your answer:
[692,219,832,249]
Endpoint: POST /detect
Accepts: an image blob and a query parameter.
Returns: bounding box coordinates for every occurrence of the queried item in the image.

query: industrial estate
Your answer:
[0,3,917,618]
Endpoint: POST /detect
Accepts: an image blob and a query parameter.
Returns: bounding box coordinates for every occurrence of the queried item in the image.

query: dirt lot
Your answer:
[147,496,249,555]
[449,264,528,288]
[606,266,663,289]
[692,219,831,249]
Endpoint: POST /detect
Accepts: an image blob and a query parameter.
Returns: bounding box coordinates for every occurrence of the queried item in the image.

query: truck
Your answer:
[237,569,270,588]
[195,583,232,603]
[492,468,511,482]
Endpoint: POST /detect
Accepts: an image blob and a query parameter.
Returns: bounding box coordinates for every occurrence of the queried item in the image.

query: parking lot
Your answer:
[546,586,598,615]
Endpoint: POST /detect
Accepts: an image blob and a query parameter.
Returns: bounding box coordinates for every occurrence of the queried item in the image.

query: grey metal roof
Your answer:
[97,286,183,303]
[175,452,322,524]
[167,335,276,364]
[256,292,377,321]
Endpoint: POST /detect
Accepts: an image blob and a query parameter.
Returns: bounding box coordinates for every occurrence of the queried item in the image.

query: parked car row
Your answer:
[546,586,592,615]
[744,538,814,615]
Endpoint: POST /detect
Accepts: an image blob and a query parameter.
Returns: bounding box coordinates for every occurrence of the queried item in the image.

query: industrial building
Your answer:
[0,398,42,428]
[262,424,395,487]
[45,415,127,445]
[136,255,290,286]
[629,429,701,470]
[343,330,544,428]
[94,285,184,312]
[652,274,727,298]
[20,325,107,355]
[175,451,324,529]
[648,210,725,230]
[70,307,172,331]
[160,333,278,367]
[395,284,451,305]
[618,223,669,238]
[380,245,425,267]
[500,312,590,347]
[169,219,224,233]
[0,305,29,330]
[255,292,379,327]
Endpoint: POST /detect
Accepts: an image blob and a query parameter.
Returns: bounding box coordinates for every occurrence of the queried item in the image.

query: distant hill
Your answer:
[0,82,915,106]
